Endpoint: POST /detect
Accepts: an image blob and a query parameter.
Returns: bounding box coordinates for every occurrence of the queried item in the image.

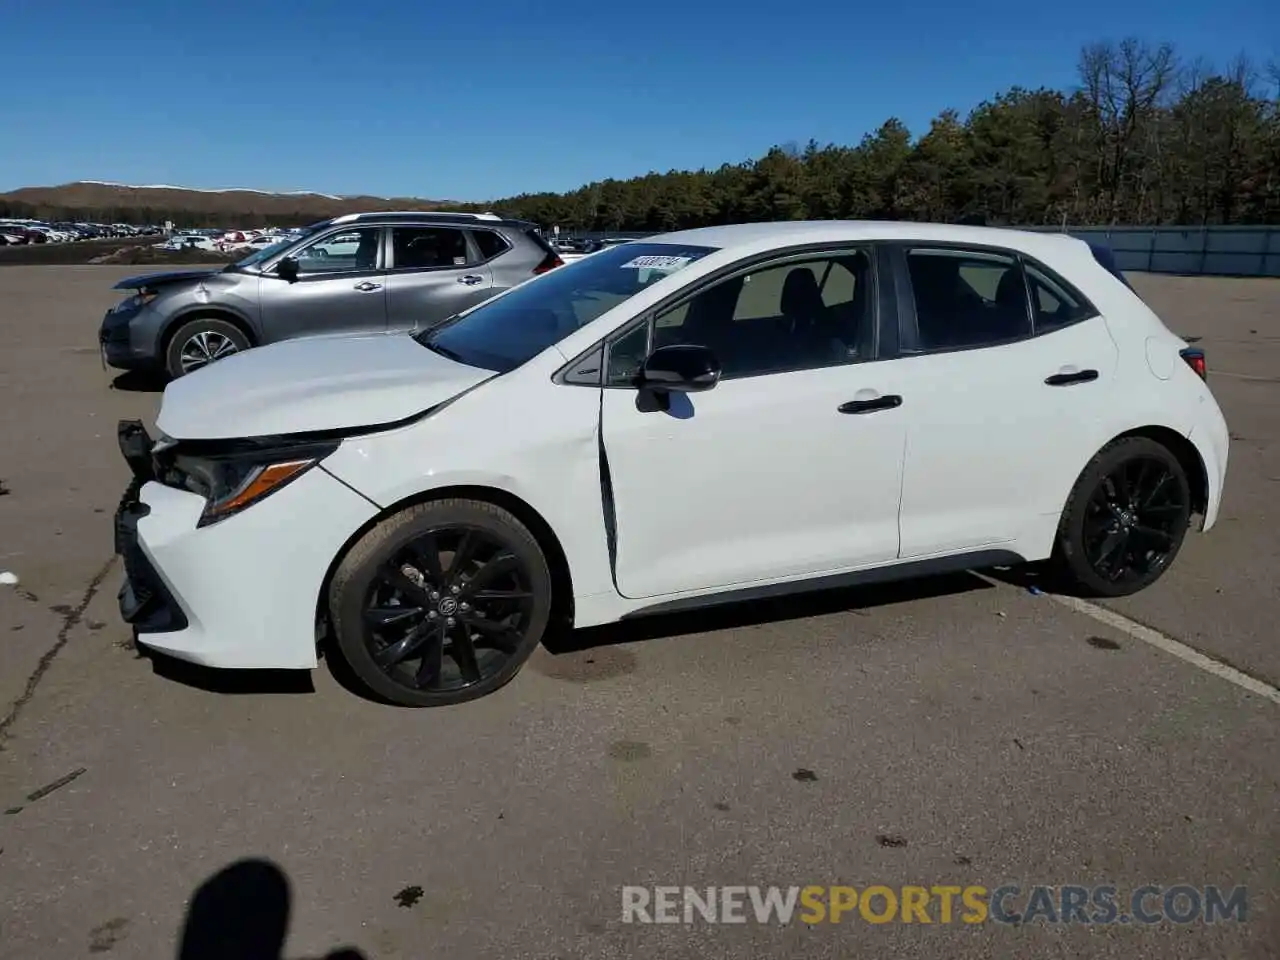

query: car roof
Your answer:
[650,220,1090,260]
[303,211,537,233]
[323,211,507,225]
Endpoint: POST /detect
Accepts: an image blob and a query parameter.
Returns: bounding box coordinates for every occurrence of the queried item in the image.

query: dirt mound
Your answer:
[88,245,237,266]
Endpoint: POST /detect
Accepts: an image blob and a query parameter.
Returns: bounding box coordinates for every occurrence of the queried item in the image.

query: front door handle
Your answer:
[838,394,903,414]
[457,275,484,286]
[1045,368,1099,386]
[353,281,383,292]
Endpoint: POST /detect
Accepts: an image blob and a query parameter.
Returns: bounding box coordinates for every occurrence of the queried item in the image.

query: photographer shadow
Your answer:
[178,858,366,960]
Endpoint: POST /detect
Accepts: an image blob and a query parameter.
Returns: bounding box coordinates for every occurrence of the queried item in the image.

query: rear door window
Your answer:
[903,247,1032,351]
[391,227,470,269]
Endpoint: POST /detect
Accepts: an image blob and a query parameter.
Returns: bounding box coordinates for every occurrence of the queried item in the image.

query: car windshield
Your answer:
[231,229,313,268]
[414,241,717,372]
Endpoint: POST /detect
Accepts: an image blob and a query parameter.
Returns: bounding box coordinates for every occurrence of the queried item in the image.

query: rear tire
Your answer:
[164,318,250,378]
[328,499,553,707]
[1052,437,1192,598]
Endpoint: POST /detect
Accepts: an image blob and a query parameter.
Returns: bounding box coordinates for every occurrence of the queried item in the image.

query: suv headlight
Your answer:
[169,441,340,527]
[116,290,158,313]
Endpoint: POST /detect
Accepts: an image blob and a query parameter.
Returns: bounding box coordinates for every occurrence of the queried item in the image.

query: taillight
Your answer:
[533,253,564,275]
[1180,346,1206,380]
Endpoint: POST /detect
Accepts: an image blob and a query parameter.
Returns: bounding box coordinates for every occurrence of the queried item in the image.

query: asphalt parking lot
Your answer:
[1,265,1277,958]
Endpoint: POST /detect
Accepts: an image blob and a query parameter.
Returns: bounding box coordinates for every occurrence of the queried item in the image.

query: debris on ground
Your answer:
[0,571,19,586]
[0,478,9,496]
[13,767,89,808]
[87,245,236,266]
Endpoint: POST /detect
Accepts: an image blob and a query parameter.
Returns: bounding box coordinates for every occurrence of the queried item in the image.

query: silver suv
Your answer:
[98,212,563,378]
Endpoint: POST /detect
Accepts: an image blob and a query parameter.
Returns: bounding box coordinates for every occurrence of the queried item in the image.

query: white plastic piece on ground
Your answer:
[0,571,18,585]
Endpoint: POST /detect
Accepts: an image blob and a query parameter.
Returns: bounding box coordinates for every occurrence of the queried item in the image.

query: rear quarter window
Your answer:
[472,230,510,260]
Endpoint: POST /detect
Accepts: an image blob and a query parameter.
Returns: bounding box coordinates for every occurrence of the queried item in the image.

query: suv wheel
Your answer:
[165,318,250,378]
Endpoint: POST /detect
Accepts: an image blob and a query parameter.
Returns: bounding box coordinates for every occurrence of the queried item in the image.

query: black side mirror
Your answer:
[638,344,721,393]
[276,257,299,283]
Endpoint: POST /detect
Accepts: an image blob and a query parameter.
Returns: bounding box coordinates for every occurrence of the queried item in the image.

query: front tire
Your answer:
[328,499,553,707]
[165,318,250,378]
[1053,437,1192,597]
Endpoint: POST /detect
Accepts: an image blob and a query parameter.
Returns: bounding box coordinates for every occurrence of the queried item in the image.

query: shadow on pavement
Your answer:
[139,644,316,696]
[148,569,1001,703]
[110,370,168,393]
[545,568,994,654]
[178,858,366,960]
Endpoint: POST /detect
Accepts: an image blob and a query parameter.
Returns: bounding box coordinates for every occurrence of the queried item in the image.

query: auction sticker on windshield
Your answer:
[620,255,695,271]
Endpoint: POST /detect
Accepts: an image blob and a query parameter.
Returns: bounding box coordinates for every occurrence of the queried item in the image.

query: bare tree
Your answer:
[1079,38,1178,221]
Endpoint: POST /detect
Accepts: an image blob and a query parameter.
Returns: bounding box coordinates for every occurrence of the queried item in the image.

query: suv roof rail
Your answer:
[329,210,504,225]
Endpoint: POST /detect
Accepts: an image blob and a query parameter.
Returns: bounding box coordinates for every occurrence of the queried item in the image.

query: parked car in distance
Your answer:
[152,234,219,252]
[237,235,281,252]
[113,220,1229,708]
[99,211,564,378]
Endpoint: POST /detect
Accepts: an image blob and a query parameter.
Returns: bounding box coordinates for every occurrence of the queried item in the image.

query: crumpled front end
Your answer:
[112,420,379,669]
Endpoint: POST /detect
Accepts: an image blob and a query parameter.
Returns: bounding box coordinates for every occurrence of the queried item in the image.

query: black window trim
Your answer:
[554,241,886,388]
[889,240,1101,356]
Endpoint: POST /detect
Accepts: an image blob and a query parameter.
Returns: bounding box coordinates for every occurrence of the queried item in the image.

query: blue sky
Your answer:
[1,0,1275,201]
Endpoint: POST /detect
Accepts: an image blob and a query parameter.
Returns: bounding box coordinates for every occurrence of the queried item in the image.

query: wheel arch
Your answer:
[1108,425,1208,517]
[158,307,259,358]
[315,484,576,648]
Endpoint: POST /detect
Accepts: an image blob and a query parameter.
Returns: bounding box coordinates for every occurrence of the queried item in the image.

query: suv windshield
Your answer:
[231,228,315,269]
[415,241,717,372]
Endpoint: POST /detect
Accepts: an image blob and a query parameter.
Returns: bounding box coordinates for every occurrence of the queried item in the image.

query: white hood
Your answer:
[155,333,493,439]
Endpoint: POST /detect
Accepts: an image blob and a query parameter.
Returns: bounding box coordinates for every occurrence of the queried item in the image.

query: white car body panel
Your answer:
[889,317,1121,558]
[122,220,1230,669]
[156,333,492,438]
[321,351,621,611]
[599,365,903,598]
[131,467,378,668]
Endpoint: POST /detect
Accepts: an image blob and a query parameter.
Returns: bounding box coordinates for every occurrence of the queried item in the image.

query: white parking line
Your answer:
[1044,590,1280,705]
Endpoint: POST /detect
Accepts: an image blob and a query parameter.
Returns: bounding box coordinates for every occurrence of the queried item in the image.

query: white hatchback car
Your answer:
[113,221,1229,707]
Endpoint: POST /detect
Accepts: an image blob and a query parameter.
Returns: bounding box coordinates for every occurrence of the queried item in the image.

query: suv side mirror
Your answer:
[276,257,299,283]
[638,344,721,393]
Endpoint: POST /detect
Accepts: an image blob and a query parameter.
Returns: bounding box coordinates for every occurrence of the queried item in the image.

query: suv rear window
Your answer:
[472,230,509,260]
[523,228,558,256]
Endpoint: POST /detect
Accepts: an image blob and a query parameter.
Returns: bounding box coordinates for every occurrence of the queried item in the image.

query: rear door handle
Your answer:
[838,395,903,414]
[353,281,382,292]
[1045,368,1098,386]
[457,275,484,286]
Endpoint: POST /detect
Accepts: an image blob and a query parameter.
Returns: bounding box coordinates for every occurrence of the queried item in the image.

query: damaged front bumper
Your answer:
[109,419,379,670]
[114,420,188,633]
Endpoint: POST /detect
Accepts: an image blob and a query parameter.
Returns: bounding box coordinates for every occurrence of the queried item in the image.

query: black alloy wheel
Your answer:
[1055,437,1192,597]
[364,527,533,692]
[1082,456,1187,585]
[329,499,553,706]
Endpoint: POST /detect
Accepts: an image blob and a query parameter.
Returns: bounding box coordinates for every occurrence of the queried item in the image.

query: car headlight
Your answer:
[116,290,157,313]
[170,441,339,527]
